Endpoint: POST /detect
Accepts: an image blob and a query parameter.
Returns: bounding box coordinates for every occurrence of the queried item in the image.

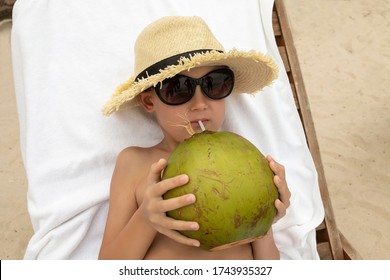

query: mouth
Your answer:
[190,119,209,131]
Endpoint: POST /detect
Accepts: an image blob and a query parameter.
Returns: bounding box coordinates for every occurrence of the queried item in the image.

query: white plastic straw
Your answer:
[198,120,206,131]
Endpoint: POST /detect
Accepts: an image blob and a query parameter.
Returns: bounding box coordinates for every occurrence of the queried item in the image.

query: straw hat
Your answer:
[102,16,278,115]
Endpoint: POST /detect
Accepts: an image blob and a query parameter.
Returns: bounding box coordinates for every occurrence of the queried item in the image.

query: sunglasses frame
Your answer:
[154,68,235,106]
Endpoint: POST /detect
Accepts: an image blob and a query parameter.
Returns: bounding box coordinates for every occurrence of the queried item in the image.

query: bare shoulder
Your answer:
[107,146,156,213]
[115,146,151,168]
[110,144,167,201]
[111,146,155,187]
[115,144,168,169]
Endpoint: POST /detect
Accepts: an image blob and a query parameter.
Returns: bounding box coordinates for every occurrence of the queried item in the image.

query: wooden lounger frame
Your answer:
[0,0,14,21]
[1,0,361,260]
[273,0,361,260]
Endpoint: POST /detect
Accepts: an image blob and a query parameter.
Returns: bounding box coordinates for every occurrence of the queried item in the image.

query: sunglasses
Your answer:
[154,68,235,105]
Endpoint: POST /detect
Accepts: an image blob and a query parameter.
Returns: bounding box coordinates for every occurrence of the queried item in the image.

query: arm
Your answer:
[99,152,199,259]
[251,228,280,259]
[98,149,156,259]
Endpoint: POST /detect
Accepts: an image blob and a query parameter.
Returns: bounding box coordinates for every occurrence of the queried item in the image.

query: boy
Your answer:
[99,16,290,259]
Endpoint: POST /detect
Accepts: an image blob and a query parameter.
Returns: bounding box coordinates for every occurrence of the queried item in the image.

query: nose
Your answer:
[189,85,208,110]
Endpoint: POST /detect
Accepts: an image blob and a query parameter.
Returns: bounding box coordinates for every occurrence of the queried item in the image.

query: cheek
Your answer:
[155,107,194,141]
[213,101,226,127]
[154,105,184,127]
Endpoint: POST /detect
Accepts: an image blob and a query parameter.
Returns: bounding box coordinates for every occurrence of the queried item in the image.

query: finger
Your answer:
[157,193,196,212]
[274,198,286,221]
[152,216,200,247]
[157,215,200,232]
[274,176,291,208]
[266,155,286,181]
[158,227,200,247]
[151,174,189,197]
[148,158,167,185]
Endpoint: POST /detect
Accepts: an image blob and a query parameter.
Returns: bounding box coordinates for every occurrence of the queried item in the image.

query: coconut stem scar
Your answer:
[198,120,206,132]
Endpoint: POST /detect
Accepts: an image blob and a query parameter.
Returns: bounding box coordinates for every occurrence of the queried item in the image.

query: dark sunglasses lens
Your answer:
[156,69,234,105]
[203,70,234,99]
[158,76,193,105]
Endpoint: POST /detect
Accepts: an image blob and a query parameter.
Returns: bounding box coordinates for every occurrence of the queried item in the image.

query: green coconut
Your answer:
[162,130,278,251]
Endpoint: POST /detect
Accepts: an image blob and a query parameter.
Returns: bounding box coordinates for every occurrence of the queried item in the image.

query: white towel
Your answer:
[12,0,324,259]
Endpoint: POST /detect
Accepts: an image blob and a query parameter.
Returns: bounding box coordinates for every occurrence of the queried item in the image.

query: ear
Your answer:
[139,91,155,112]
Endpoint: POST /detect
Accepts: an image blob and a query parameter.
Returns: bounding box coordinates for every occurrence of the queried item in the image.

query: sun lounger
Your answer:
[4,0,360,259]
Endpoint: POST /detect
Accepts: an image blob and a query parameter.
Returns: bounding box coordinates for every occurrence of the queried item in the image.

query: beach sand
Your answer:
[0,20,32,259]
[284,0,390,259]
[1,0,389,259]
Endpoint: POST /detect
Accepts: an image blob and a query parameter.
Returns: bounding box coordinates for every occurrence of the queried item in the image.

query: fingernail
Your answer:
[187,194,196,203]
[180,175,189,183]
[191,223,199,230]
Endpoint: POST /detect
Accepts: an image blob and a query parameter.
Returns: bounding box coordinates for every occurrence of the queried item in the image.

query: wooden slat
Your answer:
[339,231,363,260]
[316,219,326,231]
[317,242,333,260]
[272,11,282,36]
[278,46,290,72]
[289,81,300,111]
[0,0,14,21]
[316,228,329,244]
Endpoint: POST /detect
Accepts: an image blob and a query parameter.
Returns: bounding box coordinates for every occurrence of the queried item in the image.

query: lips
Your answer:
[190,119,209,130]
[190,119,209,125]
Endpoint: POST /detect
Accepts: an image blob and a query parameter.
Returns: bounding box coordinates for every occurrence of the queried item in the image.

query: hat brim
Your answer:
[102,49,278,116]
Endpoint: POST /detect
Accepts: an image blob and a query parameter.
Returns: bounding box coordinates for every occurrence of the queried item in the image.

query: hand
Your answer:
[140,158,200,247]
[266,155,291,223]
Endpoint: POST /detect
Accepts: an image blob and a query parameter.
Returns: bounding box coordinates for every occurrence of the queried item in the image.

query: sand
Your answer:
[0,20,32,259]
[1,0,389,259]
[283,0,390,259]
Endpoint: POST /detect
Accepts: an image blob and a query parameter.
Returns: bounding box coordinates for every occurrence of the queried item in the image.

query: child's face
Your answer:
[140,66,227,144]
